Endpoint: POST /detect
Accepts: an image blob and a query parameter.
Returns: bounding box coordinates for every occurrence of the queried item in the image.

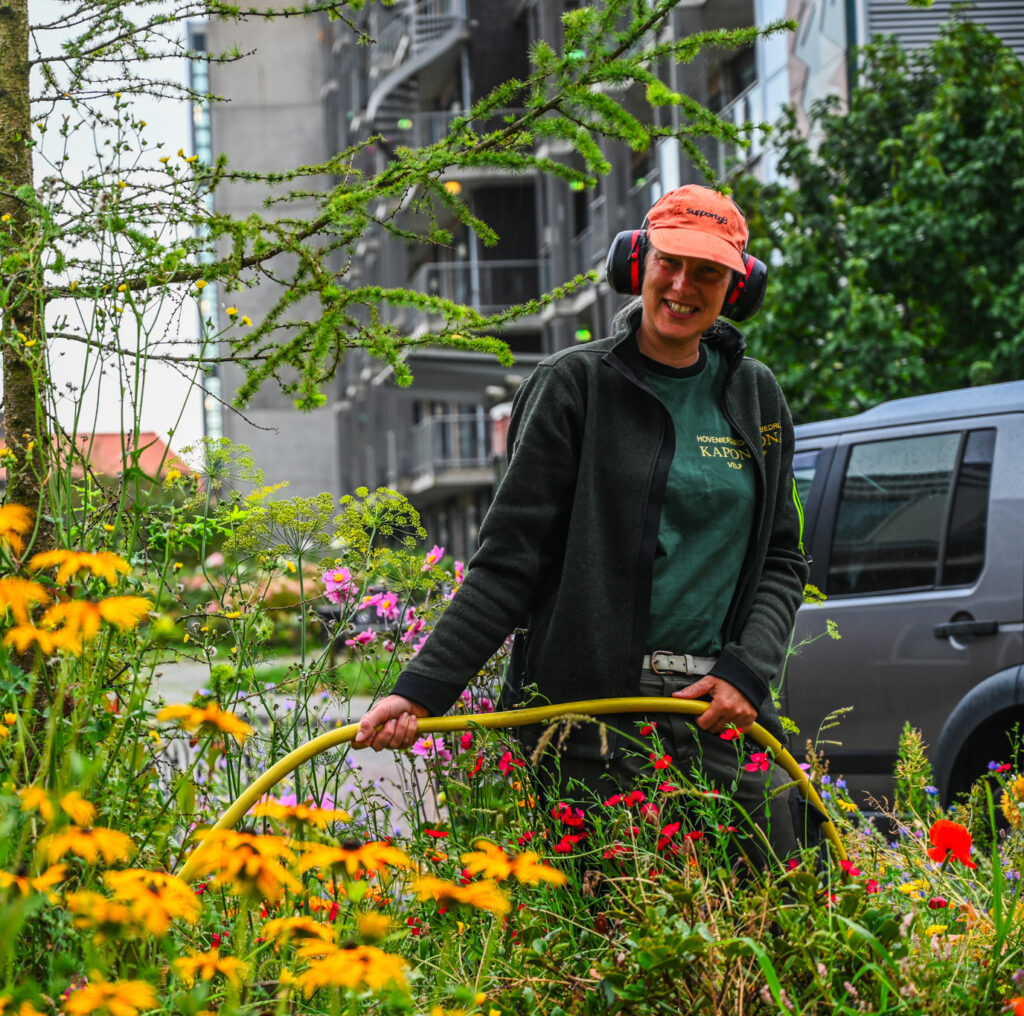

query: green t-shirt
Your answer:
[644,344,755,656]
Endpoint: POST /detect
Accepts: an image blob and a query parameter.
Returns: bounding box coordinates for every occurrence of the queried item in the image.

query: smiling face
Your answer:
[636,247,732,367]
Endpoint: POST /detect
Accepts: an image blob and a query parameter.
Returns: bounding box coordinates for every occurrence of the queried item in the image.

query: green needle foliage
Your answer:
[0,0,794,529]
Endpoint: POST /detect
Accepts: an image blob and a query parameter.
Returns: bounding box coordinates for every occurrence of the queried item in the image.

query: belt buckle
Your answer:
[650,650,693,675]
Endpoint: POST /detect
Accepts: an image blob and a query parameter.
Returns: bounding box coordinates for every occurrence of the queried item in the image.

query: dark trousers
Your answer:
[536,672,806,871]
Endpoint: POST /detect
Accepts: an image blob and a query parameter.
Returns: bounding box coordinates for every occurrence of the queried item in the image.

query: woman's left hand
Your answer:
[671,675,757,733]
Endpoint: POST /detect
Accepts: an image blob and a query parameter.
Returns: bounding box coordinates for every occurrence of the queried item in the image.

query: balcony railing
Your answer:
[406,259,543,314]
[411,412,491,479]
[711,80,765,178]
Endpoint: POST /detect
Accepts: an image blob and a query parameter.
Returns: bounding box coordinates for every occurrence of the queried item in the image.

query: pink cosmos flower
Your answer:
[411,736,452,763]
[375,591,400,622]
[358,592,382,611]
[421,545,445,571]
[322,566,355,604]
[454,561,465,584]
[344,629,377,648]
[402,617,426,643]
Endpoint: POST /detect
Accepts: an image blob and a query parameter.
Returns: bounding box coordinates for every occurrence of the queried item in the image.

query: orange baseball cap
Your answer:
[645,185,748,273]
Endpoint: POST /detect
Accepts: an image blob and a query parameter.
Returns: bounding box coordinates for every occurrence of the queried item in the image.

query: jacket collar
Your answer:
[603,306,746,385]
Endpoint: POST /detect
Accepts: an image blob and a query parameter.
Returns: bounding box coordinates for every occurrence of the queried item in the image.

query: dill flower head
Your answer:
[0,577,50,625]
[173,948,250,987]
[296,943,409,994]
[0,504,33,557]
[297,839,411,879]
[62,975,157,1016]
[156,702,253,744]
[39,826,136,865]
[28,549,131,586]
[1001,775,1024,828]
[187,829,300,900]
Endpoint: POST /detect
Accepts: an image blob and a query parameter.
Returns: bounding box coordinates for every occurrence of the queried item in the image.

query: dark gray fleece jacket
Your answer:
[392,312,809,754]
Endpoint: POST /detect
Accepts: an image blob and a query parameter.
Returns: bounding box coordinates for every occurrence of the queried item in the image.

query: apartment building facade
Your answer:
[202,0,1022,560]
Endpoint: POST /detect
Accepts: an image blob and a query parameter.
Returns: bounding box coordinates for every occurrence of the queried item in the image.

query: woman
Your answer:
[354,184,810,863]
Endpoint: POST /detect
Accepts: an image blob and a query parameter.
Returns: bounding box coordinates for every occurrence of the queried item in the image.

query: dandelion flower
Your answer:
[156,702,253,744]
[0,505,33,556]
[62,976,156,1016]
[173,948,249,987]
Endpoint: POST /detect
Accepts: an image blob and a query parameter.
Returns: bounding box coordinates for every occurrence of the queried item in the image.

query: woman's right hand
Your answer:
[353,695,431,751]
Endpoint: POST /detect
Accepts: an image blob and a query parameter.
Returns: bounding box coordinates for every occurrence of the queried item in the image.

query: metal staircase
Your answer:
[365,0,468,134]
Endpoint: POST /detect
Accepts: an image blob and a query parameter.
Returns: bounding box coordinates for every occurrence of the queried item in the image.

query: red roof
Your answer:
[0,431,188,483]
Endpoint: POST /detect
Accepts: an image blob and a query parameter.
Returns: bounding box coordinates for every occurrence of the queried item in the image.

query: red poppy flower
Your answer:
[786,857,799,871]
[682,830,703,842]
[603,844,629,859]
[603,794,623,807]
[552,802,585,828]
[744,751,771,772]
[624,790,646,806]
[927,819,977,868]
[469,753,484,776]
[516,831,537,846]
[865,879,880,893]
[658,782,677,793]
[498,750,525,775]
[553,834,584,854]
[459,731,473,750]
[424,829,449,839]
[639,801,660,823]
[649,752,672,770]
[720,726,742,741]
[640,723,657,735]
[840,859,861,877]
[928,897,949,909]
[1005,997,1024,1016]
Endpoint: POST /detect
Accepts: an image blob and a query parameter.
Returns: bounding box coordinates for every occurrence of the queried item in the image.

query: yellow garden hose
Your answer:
[176,697,844,882]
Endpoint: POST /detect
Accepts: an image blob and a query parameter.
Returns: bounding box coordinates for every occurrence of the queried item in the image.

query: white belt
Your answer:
[641,651,717,676]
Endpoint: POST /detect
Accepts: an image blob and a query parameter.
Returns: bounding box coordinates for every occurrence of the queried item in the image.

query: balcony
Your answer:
[400,412,495,497]
[710,80,766,179]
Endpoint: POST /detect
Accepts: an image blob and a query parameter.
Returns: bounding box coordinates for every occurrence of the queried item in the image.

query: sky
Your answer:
[26,1,205,455]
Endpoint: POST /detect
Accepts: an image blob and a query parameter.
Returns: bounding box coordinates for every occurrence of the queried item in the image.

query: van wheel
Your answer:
[944,708,1024,807]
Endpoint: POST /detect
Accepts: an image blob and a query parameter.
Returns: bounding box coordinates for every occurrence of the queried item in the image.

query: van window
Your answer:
[827,429,994,596]
[793,449,819,507]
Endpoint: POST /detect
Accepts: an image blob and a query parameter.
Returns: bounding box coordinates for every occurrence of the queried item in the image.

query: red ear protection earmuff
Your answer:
[603,197,768,322]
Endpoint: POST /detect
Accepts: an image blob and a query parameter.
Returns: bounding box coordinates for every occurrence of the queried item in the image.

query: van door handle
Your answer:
[934,620,998,638]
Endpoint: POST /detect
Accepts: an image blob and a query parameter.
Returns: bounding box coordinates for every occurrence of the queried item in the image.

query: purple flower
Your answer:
[821,775,831,785]
[925,785,938,795]
[836,778,847,789]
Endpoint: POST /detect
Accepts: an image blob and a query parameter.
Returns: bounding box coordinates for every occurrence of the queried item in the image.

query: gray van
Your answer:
[784,380,1024,807]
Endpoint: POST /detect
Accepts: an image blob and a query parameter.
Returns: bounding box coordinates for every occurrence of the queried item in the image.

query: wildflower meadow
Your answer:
[2,1,1023,1013]
[1,477,1024,1016]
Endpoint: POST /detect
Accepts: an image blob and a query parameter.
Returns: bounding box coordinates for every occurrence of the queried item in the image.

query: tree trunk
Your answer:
[0,0,53,547]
